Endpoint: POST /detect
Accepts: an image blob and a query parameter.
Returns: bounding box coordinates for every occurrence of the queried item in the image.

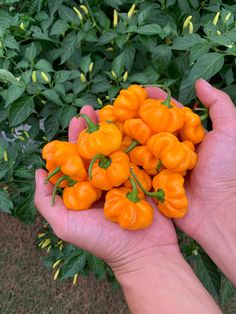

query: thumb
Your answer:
[195,79,236,132]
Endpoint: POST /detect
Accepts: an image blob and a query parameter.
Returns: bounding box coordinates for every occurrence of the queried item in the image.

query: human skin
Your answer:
[34,78,236,313]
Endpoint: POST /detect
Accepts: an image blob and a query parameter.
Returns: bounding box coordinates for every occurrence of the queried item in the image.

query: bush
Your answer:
[0,0,235,305]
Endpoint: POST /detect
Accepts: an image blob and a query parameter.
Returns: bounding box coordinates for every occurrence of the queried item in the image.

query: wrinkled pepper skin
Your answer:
[63,181,102,210]
[129,145,161,175]
[104,187,154,230]
[123,118,152,144]
[179,107,205,144]
[119,135,133,152]
[152,170,188,218]
[89,151,130,190]
[77,121,122,159]
[139,99,185,133]
[147,132,197,172]
[124,163,152,192]
[98,105,118,122]
[113,85,148,121]
[42,140,87,183]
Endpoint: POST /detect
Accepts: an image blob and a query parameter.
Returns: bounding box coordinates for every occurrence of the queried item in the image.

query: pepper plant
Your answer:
[0,0,236,305]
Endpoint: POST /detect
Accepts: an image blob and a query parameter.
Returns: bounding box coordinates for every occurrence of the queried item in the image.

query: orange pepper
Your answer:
[113,85,148,121]
[152,170,188,218]
[77,114,122,159]
[124,163,152,192]
[179,107,205,144]
[129,146,162,175]
[98,105,118,122]
[104,178,154,230]
[88,151,130,190]
[63,181,102,210]
[139,98,185,133]
[42,140,87,184]
[119,135,133,151]
[147,132,197,172]
[123,118,152,144]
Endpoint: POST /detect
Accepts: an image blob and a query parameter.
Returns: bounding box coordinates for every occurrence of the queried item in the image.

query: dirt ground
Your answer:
[0,212,235,314]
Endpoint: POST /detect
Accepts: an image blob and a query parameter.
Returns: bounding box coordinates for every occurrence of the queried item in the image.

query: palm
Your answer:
[176,129,236,235]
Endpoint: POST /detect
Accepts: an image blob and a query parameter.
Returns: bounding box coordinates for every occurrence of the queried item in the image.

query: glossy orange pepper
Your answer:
[124,163,152,192]
[42,140,87,184]
[98,105,118,122]
[123,118,152,144]
[139,98,185,133]
[129,145,162,175]
[77,114,122,159]
[119,135,133,151]
[104,178,154,230]
[152,170,188,218]
[147,132,197,172]
[88,151,130,190]
[63,181,102,210]
[113,85,148,121]
[179,107,205,144]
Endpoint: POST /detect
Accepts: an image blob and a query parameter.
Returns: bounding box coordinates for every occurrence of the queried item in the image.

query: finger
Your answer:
[34,169,68,238]
[80,105,98,124]
[195,79,236,132]
[145,87,183,108]
[68,117,85,143]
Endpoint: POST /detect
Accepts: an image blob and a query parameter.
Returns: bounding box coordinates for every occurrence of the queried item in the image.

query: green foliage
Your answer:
[0,0,235,301]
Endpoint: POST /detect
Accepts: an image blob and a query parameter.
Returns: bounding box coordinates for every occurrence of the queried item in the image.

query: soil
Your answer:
[0,212,235,314]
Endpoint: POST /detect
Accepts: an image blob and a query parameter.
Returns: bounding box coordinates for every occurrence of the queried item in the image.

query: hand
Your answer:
[35,103,222,314]
[147,79,236,284]
[35,105,178,275]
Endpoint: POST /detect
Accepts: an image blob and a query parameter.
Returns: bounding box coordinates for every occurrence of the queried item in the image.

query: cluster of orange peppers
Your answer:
[42,85,205,231]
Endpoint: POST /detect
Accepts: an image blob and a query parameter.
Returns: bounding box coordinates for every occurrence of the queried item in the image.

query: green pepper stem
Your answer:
[126,177,140,203]
[130,168,165,203]
[200,113,209,121]
[44,167,61,184]
[88,154,111,180]
[52,175,76,205]
[143,84,172,108]
[156,160,162,172]
[123,140,139,154]
[78,113,99,133]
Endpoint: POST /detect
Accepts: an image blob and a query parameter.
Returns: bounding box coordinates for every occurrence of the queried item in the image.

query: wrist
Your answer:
[193,205,236,285]
[111,245,221,314]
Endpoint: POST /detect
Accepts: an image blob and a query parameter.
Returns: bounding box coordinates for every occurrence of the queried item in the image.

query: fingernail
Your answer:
[198,78,212,87]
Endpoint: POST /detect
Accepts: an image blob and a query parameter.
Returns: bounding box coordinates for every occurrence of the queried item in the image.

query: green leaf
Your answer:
[172,34,206,51]
[152,45,172,73]
[80,55,91,74]
[91,75,111,93]
[58,5,77,23]
[4,35,19,50]
[0,69,18,84]
[193,251,221,300]
[60,254,86,280]
[24,43,38,63]
[48,0,63,16]
[42,90,63,106]
[220,275,236,306]
[5,85,25,107]
[50,20,69,36]
[0,190,13,214]
[60,32,84,64]
[97,31,118,45]
[0,138,7,161]
[44,111,60,140]
[179,53,224,103]
[189,43,210,65]
[0,10,13,31]
[8,96,35,127]
[59,105,77,129]
[35,59,54,72]
[133,24,163,36]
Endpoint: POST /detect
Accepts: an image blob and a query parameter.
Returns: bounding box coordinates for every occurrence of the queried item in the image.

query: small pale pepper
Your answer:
[123,118,152,144]
[104,178,154,230]
[147,132,197,173]
[42,140,87,184]
[63,181,102,210]
[88,151,130,190]
[113,85,148,121]
[179,107,205,144]
[129,145,162,175]
[152,170,188,218]
[77,114,122,159]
